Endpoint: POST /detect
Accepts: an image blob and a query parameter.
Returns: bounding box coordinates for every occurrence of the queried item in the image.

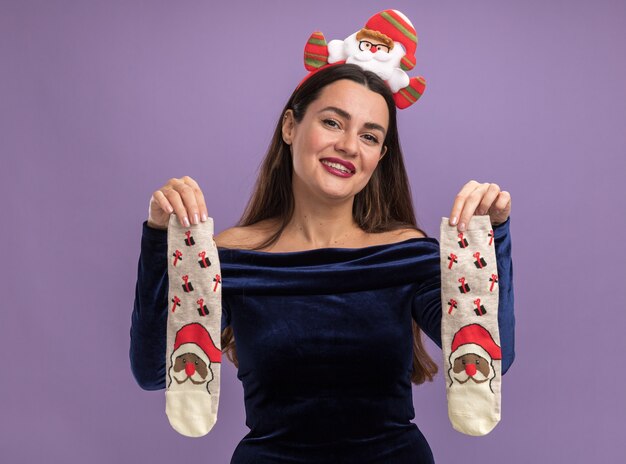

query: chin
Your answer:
[320,178,366,198]
[294,169,368,203]
[314,184,357,203]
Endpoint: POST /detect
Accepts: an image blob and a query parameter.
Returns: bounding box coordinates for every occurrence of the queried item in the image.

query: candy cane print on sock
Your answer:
[440,215,502,436]
[165,214,222,438]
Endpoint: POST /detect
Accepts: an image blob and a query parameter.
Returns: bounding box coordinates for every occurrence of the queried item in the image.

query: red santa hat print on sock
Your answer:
[302,9,425,109]
[448,323,502,393]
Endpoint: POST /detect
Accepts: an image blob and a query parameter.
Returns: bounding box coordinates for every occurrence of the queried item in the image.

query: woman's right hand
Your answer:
[147,176,209,230]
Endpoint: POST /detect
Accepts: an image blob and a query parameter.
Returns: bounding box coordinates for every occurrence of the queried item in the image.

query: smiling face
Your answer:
[282,79,389,204]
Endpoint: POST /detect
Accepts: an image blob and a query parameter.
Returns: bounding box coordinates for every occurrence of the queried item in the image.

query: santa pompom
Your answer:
[447,323,502,393]
[167,322,221,394]
[302,9,426,109]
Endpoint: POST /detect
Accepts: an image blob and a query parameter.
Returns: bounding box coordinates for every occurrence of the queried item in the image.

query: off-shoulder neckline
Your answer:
[216,236,439,256]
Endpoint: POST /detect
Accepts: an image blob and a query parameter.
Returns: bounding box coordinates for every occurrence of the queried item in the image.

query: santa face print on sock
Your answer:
[168,346,215,392]
[451,353,491,386]
[167,322,221,394]
[447,323,501,395]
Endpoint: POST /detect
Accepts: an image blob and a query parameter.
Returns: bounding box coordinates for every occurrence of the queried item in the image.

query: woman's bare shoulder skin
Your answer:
[390,228,427,240]
[367,228,426,246]
[214,219,278,250]
[215,221,426,251]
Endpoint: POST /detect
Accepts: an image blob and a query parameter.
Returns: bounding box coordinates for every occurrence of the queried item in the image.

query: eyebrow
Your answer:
[318,106,387,137]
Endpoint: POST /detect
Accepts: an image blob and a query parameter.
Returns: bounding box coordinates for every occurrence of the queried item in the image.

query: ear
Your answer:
[379,145,388,160]
[282,109,295,145]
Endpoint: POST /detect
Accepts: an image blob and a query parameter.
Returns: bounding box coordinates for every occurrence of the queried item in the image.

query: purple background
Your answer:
[2,0,625,462]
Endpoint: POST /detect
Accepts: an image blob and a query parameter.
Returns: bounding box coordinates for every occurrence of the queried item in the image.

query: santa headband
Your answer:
[300,9,426,109]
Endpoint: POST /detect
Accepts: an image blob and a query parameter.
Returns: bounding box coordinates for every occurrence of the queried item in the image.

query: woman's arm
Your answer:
[411,216,515,374]
[129,221,169,390]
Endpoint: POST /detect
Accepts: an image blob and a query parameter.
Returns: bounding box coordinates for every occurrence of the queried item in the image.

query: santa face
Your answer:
[168,351,214,390]
[283,79,388,205]
[343,32,406,81]
[448,352,497,394]
[451,353,491,385]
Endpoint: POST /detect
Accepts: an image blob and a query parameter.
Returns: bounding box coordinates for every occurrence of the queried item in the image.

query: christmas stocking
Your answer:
[439,215,502,436]
[165,214,222,437]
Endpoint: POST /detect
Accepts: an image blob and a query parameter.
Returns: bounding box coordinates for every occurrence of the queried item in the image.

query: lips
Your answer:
[320,157,355,173]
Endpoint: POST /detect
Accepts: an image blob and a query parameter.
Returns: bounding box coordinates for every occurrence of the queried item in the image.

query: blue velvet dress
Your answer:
[130,217,515,463]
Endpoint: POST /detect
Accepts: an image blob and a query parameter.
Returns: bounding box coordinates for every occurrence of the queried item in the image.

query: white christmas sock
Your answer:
[165,214,222,437]
[440,215,502,436]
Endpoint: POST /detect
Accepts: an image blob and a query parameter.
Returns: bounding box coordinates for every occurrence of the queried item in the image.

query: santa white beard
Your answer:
[342,33,406,82]
[449,365,493,390]
[447,361,498,416]
[447,375,501,436]
[167,363,214,392]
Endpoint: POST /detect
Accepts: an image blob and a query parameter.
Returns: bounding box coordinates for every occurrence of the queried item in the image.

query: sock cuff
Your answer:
[441,215,492,234]
[168,214,214,237]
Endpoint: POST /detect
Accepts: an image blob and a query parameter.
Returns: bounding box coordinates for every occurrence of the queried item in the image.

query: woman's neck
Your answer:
[282,195,364,249]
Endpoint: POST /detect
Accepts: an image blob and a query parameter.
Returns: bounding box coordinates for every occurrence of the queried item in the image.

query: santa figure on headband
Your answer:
[303,9,426,109]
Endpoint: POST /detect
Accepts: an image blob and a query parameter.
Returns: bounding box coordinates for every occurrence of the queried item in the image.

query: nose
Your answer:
[465,363,477,377]
[335,130,359,157]
[185,362,196,377]
[370,47,377,53]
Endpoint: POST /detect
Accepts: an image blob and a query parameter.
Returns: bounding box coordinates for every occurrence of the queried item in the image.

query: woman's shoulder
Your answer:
[215,220,427,251]
[366,227,427,246]
[214,218,278,250]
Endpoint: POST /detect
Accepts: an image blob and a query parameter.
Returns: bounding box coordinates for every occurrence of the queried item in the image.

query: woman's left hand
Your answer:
[449,180,511,232]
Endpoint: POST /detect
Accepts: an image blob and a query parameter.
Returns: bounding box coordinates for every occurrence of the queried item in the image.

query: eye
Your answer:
[476,360,480,365]
[323,118,340,129]
[362,133,379,144]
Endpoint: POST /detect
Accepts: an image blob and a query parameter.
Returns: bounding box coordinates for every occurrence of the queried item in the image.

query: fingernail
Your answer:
[450,216,457,226]
[183,216,190,227]
[201,212,207,222]
[194,213,199,224]
[168,205,174,213]
[458,222,465,232]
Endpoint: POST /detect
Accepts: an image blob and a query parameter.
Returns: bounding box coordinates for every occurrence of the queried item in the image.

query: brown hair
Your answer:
[220,63,438,385]
[356,28,395,50]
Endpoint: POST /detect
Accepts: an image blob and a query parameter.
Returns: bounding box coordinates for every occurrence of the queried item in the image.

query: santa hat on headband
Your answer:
[363,9,417,72]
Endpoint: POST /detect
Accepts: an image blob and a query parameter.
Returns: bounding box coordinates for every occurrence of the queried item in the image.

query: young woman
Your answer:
[131,63,514,463]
